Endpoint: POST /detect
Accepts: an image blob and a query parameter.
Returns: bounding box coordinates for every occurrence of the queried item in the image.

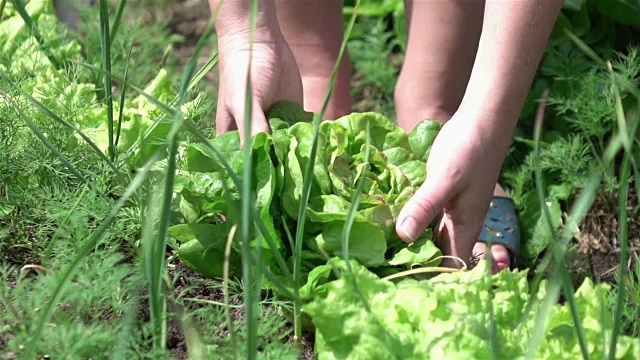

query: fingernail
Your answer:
[496,261,508,271]
[399,216,421,242]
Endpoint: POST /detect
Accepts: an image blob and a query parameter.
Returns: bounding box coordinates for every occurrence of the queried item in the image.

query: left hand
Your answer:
[395,111,512,268]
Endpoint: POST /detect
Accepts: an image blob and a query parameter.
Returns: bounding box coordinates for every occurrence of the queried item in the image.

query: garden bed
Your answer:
[2,0,640,359]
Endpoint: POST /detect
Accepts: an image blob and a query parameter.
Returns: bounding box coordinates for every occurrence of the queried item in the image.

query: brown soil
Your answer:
[160,261,314,360]
[166,0,218,84]
[166,0,211,42]
[575,186,640,282]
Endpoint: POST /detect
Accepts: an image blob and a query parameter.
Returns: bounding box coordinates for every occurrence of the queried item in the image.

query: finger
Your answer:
[250,99,271,137]
[396,177,455,243]
[230,98,271,147]
[215,102,236,136]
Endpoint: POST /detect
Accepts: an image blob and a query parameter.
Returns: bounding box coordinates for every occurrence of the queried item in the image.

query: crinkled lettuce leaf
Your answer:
[305,260,640,360]
[168,223,241,278]
[173,101,444,296]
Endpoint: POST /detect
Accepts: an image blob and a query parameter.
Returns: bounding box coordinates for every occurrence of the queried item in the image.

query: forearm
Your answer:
[210,0,281,41]
[459,1,562,136]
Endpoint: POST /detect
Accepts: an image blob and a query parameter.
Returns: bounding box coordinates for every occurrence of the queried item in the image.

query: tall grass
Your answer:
[239,1,259,356]
[606,61,636,360]
[110,0,127,42]
[99,0,115,160]
[224,225,241,360]
[527,88,589,360]
[144,15,215,355]
[114,46,132,149]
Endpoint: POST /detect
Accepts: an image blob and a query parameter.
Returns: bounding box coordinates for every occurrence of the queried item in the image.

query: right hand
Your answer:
[216,31,303,140]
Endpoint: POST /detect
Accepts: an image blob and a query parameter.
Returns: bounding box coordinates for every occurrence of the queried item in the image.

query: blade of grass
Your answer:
[99,0,115,161]
[608,109,633,360]
[380,267,460,281]
[115,45,132,150]
[340,121,370,274]
[141,177,166,354]
[175,309,205,360]
[110,0,128,42]
[607,61,632,157]
[25,151,162,358]
[10,0,62,68]
[224,225,241,360]
[525,88,590,360]
[181,298,242,308]
[328,118,407,351]
[187,52,219,93]
[538,163,589,360]
[165,278,206,360]
[564,29,605,68]
[0,69,126,185]
[599,282,608,360]
[147,16,215,354]
[252,209,293,281]
[566,28,640,102]
[0,0,6,21]
[74,62,205,169]
[335,120,379,318]
[292,0,360,343]
[249,250,299,302]
[281,215,295,255]
[241,0,259,357]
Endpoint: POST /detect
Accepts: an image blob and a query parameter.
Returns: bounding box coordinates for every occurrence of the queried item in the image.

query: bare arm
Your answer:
[458,0,563,142]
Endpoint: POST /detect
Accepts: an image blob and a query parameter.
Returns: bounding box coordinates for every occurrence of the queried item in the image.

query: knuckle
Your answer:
[412,196,440,220]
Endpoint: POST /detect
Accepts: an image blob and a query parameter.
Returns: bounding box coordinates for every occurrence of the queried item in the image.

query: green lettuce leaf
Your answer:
[388,230,441,268]
[408,119,442,162]
[169,223,241,278]
[305,260,640,359]
[309,220,387,267]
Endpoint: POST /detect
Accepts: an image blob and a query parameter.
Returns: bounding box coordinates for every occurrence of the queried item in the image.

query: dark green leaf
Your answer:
[309,220,387,267]
[388,230,441,268]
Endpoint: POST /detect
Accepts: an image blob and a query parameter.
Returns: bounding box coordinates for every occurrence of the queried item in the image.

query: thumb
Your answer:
[396,176,456,243]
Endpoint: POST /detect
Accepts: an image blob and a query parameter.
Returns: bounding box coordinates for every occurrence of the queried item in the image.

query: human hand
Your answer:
[395,111,513,270]
[216,31,303,140]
